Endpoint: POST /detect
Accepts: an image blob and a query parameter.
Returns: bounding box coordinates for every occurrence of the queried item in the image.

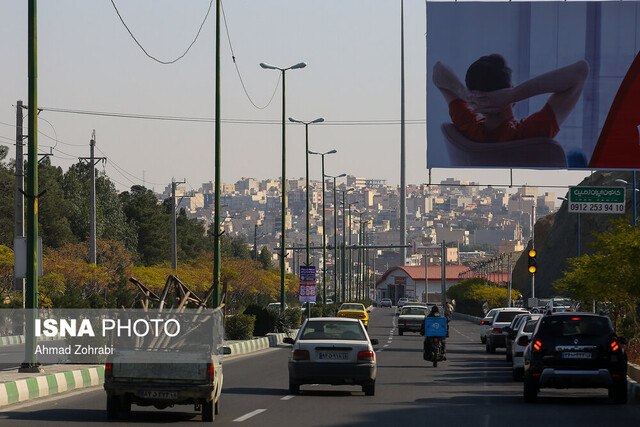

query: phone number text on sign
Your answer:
[568,203,625,214]
[299,283,316,302]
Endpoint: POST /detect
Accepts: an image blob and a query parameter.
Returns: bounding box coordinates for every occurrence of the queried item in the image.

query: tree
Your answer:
[258,247,273,270]
[0,149,13,247]
[120,185,170,265]
[554,219,640,330]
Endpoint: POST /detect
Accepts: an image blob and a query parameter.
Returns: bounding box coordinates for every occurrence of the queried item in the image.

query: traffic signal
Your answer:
[528,249,537,274]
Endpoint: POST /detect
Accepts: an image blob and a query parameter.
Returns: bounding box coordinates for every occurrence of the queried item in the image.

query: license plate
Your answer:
[140,391,178,400]
[318,351,349,360]
[561,352,592,359]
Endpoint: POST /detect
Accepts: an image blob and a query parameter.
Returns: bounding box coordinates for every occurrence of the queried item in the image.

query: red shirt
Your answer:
[448,99,559,142]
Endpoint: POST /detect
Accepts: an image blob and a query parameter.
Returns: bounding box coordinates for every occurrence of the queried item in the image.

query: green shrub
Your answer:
[225,314,256,340]
[310,304,324,317]
[284,307,302,329]
[447,278,521,317]
[243,304,271,336]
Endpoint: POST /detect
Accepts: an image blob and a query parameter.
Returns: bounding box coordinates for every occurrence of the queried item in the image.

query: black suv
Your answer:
[522,313,627,403]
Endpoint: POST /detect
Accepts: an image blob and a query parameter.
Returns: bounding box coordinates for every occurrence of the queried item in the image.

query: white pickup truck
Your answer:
[104,347,230,422]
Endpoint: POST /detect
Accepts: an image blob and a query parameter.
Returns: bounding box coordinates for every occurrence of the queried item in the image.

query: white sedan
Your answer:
[284,317,378,396]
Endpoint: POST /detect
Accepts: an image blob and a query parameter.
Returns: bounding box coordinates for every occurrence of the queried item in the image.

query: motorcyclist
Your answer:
[423,305,446,360]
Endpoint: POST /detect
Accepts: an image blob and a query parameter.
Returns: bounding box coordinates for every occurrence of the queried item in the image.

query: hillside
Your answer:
[512,170,637,298]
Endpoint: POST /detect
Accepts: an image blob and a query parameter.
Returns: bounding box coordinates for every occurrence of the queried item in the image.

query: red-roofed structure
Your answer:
[374,265,469,304]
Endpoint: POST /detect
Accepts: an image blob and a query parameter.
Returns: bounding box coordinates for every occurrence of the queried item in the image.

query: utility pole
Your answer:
[254,224,259,263]
[424,253,428,303]
[171,178,186,272]
[21,0,41,373]
[14,101,25,297]
[399,0,407,266]
[212,0,222,308]
[441,240,447,308]
[79,131,106,266]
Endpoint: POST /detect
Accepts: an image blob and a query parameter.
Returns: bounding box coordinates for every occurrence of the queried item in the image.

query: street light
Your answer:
[289,117,324,316]
[337,187,355,302]
[347,200,359,300]
[615,177,639,225]
[325,173,347,303]
[260,61,307,312]
[310,149,337,304]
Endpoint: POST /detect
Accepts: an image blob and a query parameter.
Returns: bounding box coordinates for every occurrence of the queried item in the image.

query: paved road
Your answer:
[1,308,640,426]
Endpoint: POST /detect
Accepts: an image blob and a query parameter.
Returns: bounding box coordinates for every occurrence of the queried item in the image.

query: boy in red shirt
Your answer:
[432,54,588,144]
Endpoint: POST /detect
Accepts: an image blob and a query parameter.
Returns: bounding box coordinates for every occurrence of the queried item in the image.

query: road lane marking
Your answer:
[376,349,384,352]
[383,344,389,347]
[233,409,267,422]
[281,395,295,400]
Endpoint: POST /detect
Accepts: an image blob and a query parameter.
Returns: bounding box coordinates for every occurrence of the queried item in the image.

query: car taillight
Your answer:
[357,314,366,319]
[492,328,502,334]
[207,362,215,383]
[610,340,620,352]
[481,320,486,325]
[357,350,375,362]
[293,350,310,361]
[532,340,542,352]
[105,362,113,380]
[433,337,439,342]
[338,313,346,317]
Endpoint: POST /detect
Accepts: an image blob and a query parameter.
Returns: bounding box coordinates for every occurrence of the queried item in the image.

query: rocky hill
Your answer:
[512,170,637,298]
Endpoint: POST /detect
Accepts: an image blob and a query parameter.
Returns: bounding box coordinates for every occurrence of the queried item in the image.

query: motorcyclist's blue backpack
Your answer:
[425,317,447,337]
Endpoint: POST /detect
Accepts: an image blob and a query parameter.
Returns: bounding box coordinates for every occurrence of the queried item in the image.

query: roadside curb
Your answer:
[452,312,482,324]
[0,365,104,408]
[225,332,293,357]
[0,335,59,347]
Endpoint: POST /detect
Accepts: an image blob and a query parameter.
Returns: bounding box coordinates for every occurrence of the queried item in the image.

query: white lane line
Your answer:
[376,348,384,352]
[281,395,295,401]
[383,344,389,347]
[233,409,267,422]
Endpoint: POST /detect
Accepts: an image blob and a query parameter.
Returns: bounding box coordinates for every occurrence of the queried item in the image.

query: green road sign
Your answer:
[568,186,625,214]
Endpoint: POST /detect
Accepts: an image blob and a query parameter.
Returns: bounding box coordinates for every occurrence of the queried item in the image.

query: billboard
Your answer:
[426,1,640,170]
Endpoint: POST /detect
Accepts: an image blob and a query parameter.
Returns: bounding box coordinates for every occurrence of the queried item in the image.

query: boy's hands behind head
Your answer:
[469,88,513,114]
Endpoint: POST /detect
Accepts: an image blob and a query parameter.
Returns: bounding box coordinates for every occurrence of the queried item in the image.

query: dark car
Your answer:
[522,313,627,403]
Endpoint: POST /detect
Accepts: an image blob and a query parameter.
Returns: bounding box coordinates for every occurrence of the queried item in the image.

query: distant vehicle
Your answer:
[510,316,541,380]
[267,302,288,310]
[337,303,370,329]
[397,298,409,307]
[480,309,500,344]
[301,302,316,312]
[325,298,334,305]
[380,298,392,308]
[523,313,627,403]
[284,317,378,395]
[504,313,537,362]
[486,308,529,353]
[545,297,574,313]
[407,297,420,304]
[397,305,429,336]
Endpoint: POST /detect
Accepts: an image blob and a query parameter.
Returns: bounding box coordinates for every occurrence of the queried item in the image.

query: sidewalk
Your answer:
[0,332,293,409]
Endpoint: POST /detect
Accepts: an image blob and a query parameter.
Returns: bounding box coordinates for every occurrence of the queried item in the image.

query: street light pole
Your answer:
[348,201,359,300]
[325,173,346,304]
[290,117,324,316]
[260,61,307,312]
[310,150,337,303]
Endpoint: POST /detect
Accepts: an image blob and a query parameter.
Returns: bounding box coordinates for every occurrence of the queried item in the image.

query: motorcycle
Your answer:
[423,336,446,367]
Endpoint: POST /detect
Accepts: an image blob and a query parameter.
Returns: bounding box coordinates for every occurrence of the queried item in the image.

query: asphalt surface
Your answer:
[2,308,640,426]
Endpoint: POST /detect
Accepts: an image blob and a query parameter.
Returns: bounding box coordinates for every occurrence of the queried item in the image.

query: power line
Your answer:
[38,106,426,125]
[94,145,164,186]
[220,0,280,110]
[110,0,214,65]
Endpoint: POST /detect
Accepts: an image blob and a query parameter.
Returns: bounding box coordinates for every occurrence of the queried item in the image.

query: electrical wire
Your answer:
[220,0,280,110]
[110,0,214,65]
[94,145,164,186]
[38,106,426,125]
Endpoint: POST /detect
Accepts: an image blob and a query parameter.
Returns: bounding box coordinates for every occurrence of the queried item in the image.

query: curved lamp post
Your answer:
[260,61,306,312]
[615,177,639,226]
[325,173,346,303]
[309,149,337,304]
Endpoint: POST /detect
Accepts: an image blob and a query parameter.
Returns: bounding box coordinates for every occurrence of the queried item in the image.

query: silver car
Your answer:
[285,318,378,396]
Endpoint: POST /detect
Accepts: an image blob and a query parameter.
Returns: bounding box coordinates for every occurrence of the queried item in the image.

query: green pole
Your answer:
[22,0,39,372]
[321,155,326,304]
[341,191,346,302]
[212,0,221,308]
[305,124,310,318]
[333,177,338,304]
[280,69,286,312]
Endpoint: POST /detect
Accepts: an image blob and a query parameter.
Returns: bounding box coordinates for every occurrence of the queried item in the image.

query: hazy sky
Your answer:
[0,0,590,196]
